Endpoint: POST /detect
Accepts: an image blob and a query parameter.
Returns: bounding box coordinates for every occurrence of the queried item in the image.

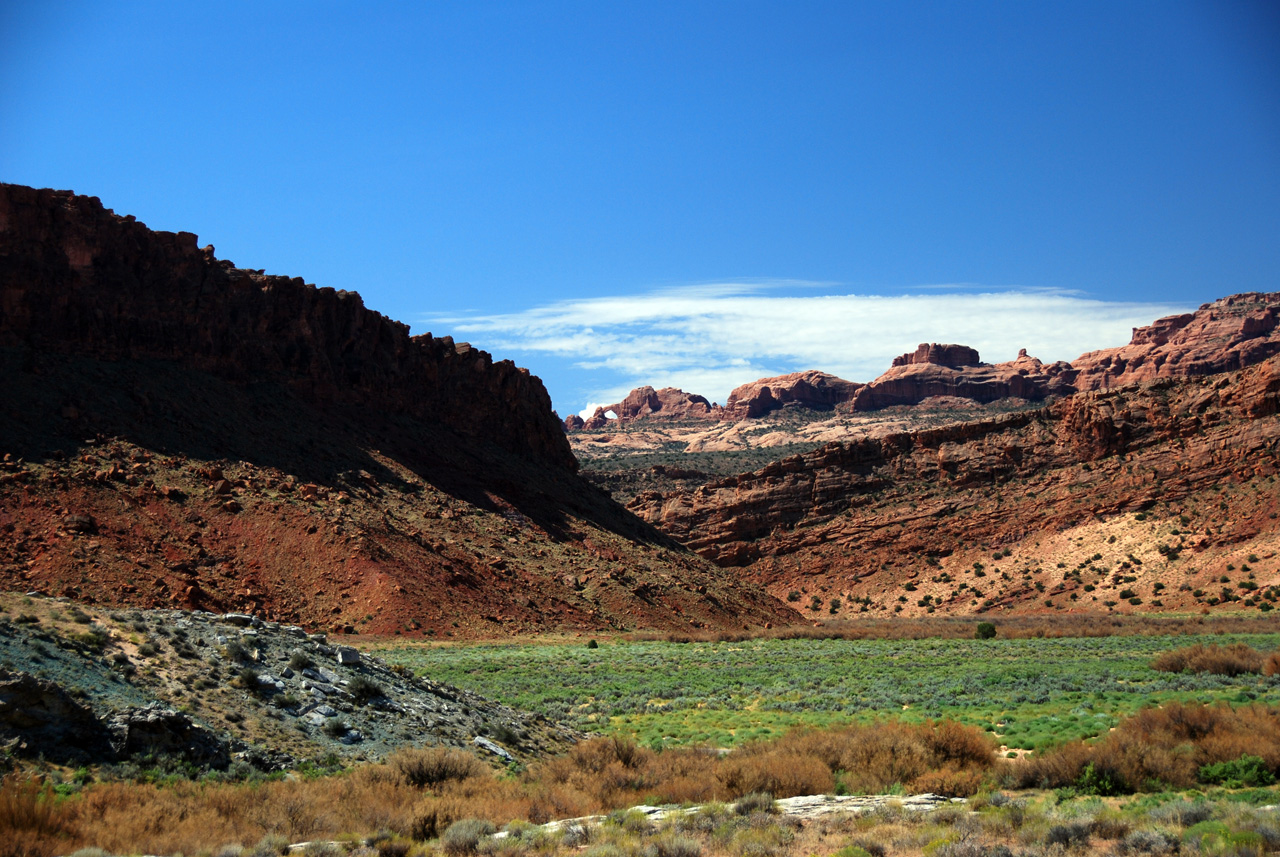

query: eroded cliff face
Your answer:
[628,358,1280,617]
[1071,293,1280,391]
[0,184,798,636]
[0,184,574,472]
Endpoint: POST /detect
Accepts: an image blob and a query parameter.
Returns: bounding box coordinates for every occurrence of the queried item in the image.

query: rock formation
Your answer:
[848,346,1075,411]
[574,386,717,430]
[1071,293,1280,390]
[892,343,982,368]
[0,183,573,472]
[0,669,115,764]
[721,371,863,419]
[0,184,798,636]
[566,372,864,430]
[628,356,1280,615]
[569,295,1280,433]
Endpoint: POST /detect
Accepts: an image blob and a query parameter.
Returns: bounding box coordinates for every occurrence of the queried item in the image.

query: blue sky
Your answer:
[3,2,1277,416]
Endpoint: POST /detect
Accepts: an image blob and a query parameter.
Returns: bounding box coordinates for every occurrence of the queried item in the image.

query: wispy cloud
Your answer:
[426,284,1193,415]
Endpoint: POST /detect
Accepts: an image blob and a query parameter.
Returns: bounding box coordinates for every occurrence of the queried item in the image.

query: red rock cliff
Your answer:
[1070,293,1280,391]
[0,183,575,472]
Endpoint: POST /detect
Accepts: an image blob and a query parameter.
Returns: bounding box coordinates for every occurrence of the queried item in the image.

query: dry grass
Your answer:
[1011,701,1280,792]
[1150,643,1268,676]
[14,706,1280,854]
[11,720,997,855]
[0,774,76,857]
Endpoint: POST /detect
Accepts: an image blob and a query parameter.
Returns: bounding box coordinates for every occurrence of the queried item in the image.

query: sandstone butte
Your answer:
[566,292,1280,429]
[0,183,798,636]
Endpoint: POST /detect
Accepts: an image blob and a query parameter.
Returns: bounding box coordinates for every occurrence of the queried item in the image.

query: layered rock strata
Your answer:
[629,357,1280,613]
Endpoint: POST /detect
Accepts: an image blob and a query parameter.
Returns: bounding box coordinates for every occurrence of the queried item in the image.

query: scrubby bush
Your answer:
[733,792,776,816]
[1113,830,1178,856]
[441,818,497,855]
[392,747,487,788]
[643,834,702,857]
[1011,702,1280,792]
[1150,643,1265,676]
[249,834,292,857]
[348,674,384,705]
[0,774,75,857]
[975,622,997,640]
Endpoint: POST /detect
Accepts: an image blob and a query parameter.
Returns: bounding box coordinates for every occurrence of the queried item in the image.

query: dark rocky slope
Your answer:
[0,593,576,769]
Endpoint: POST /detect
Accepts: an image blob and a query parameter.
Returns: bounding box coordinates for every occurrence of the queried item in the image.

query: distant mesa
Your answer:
[847,343,1075,411]
[890,343,982,369]
[567,293,1280,430]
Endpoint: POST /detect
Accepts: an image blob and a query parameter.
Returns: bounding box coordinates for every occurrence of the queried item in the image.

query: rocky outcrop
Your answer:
[721,371,863,419]
[1071,293,1280,391]
[848,346,1075,411]
[107,703,231,767]
[892,343,981,369]
[0,183,574,472]
[0,669,115,763]
[576,386,718,430]
[568,372,864,430]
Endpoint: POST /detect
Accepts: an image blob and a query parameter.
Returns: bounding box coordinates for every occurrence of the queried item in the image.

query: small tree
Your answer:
[975,622,997,640]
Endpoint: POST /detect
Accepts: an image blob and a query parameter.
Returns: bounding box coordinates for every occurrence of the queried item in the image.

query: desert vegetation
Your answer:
[376,629,1280,751]
[5,708,1280,857]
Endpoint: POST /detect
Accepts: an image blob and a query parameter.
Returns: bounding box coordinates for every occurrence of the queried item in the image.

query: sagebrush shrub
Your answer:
[441,818,497,856]
[1150,643,1264,676]
[392,747,486,789]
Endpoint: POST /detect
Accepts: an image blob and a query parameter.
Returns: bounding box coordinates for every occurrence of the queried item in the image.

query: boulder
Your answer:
[106,703,230,767]
[336,645,360,665]
[474,734,516,762]
[0,669,114,763]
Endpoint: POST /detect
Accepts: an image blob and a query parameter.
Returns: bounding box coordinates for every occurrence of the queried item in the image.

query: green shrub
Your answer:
[1198,755,1276,788]
[975,622,996,640]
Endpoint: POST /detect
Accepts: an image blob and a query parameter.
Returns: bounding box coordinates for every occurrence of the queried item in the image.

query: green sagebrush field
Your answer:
[374,632,1280,752]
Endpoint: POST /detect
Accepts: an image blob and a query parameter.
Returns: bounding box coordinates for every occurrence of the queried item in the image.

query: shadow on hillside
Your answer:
[0,348,679,549]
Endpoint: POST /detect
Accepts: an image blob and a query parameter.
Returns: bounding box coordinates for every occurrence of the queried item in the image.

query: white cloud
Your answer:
[427,284,1193,414]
